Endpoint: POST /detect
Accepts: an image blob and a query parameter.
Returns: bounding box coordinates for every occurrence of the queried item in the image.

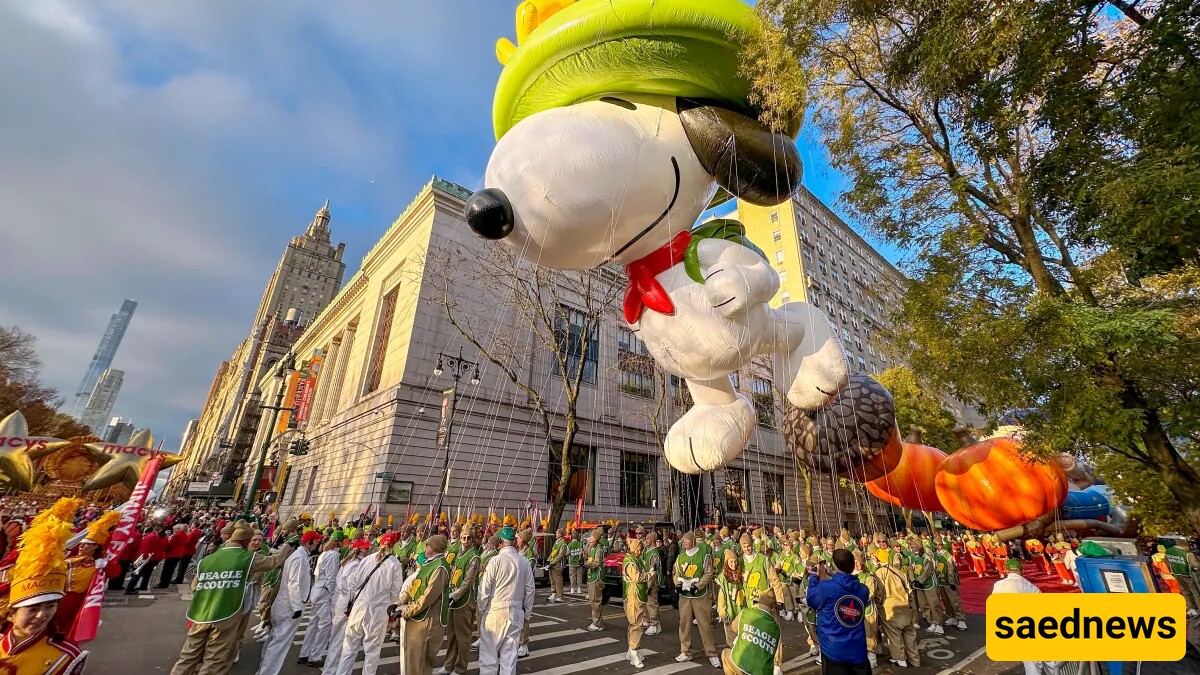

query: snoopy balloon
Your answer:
[466,0,850,473]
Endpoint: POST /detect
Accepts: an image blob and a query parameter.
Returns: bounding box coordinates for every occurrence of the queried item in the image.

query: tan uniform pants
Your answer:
[864,611,880,653]
[170,614,242,675]
[916,587,943,625]
[938,585,965,620]
[588,580,605,627]
[235,610,252,651]
[720,648,739,675]
[646,582,660,625]
[678,595,718,658]
[568,567,583,589]
[550,567,564,598]
[404,616,446,675]
[446,603,475,674]
[521,614,531,645]
[881,607,920,666]
[1177,575,1200,613]
[626,593,646,650]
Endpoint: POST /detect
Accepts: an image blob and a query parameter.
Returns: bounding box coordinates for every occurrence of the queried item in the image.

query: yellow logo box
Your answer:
[986,594,1186,662]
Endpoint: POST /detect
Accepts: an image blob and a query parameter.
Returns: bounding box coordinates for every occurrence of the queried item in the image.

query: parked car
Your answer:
[601,521,679,608]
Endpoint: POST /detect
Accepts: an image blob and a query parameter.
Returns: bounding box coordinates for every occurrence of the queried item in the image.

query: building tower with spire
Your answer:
[167,202,347,499]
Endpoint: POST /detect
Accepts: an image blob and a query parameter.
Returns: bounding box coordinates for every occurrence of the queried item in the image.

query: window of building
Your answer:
[287,467,302,505]
[770,210,780,223]
[803,250,812,264]
[780,292,791,303]
[725,467,749,513]
[548,442,596,504]
[617,327,654,398]
[857,356,866,370]
[363,286,399,394]
[818,260,827,274]
[751,378,775,427]
[730,372,741,389]
[670,375,694,411]
[772,229,782,242]
[763,471,786,515]
[855,337,863,352]
[775,250,785,264]
[778,271,787,283]
[554,305,598,384]
[304,465,319,503]
[620,452,658,508]
[842,327,851,342]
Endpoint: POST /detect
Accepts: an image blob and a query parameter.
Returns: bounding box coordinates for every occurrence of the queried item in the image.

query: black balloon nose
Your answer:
[465,188,515,240]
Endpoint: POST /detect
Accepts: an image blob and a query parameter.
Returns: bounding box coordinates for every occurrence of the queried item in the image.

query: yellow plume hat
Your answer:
[83,509,123,546]
[11,515,72,608]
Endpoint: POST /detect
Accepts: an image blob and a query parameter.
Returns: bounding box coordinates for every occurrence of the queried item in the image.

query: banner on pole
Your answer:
[275,370,302,434]
[293,354,323,424]
[574,496,584,530]
[70,455,163,643]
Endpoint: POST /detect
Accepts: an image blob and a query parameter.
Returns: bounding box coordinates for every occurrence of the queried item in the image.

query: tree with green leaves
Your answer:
[874,367,960,451]
[746,0,1200,532]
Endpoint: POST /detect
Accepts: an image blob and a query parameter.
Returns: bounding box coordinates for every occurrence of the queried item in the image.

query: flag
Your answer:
[574,496,584,530]
[70,455,163,643]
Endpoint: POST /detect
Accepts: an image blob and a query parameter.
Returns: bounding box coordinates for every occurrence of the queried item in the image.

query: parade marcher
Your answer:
[157,524,190,588]
[716,549,747,646]
[256,529,321,675]
[476,526,535,675]
[439,526,481,675]
[0,515,87,675]
[964,534,988,578]
[873,548,919,668]
[1151,544,1181,594]
[796,545,820,656]
[910,544,944,634]
[622,536,649,669]
[933,539,967,631]
[392,525,419,576]
[1048,535,1076,585]
[992,559,1047,675]
[807,549,870,675]
[1024,537,1051,576]
[673,530,720,669]
[125,524,167,595]
[738,533,787,674]
[643,530,663,636]
[720,591,780,675]
[173,521,205,585]
[516,529,536,657]
[1164,540,1200,616]
[329,534,404,675]
[853,551,882,669]
[320,539,370,675]
[566,531,584,595]
[298,536,343,668]
[584,528,607,631]
[56,511,122,636]
[399,534,451,675]
[546,529,566,604]
[170,525,296,675]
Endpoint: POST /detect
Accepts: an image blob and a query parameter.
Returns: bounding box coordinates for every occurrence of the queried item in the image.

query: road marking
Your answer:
[352,631,605,668]
[782,654,817,672]
[525,648,657,675]
[531,612,566,622]
[295,620,556,642]
[935,646,986,675]
[638,661,701,675]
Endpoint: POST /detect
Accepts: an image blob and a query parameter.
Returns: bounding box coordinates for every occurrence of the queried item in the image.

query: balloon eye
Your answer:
[599,97,636,110]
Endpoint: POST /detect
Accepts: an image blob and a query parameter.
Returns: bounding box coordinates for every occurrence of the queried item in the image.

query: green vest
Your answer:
[481,549,498,571]
[717,573,746,622]
[643,546,661,585]
[742,553,772,596]
[393,538,417,562]
[778,552,802,581]
[446,541,461,566]
[730,606,780,675]
[855,571,878,618]
[187,545,255,624]
[449,547,480,609]
[586,543,606,584]
[567,540,583,566]
[622,554,648,602]
[547,539,566,568]
[411,555,450,625]
[522,544,536,565]
[911,553,936,590]
[934,550,956,586]
[676,547,711,597]
[1165,546,1192,577]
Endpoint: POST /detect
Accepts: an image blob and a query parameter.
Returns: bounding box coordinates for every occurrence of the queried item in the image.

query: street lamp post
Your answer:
[430,346,480,520]
[245,352,296,511]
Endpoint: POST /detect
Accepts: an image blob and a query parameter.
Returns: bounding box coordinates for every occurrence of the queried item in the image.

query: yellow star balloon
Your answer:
[0,410,75,491]
[81,428,183,492]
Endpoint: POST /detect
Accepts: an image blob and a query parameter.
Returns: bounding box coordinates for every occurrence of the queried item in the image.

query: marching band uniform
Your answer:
[642,532,662,636]
[673,532,719,668]
[401,535,450,675]
[56,511,122,636]
[566,534,583,594]
[442,530,481,675]
[622,538,649,669]
[584,529,607,631]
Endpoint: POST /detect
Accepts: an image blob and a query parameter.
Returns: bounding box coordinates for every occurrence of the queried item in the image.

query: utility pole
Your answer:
[430,346,479,521]
[245,352,295,511]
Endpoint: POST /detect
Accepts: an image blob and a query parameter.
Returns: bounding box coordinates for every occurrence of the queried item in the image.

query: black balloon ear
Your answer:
[677,98,802,206]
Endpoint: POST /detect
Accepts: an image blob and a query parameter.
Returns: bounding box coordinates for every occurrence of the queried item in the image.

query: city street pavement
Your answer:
[89,584,1019,675]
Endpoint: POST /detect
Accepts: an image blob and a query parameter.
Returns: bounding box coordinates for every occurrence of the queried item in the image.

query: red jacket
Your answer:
[137,532,167,561]
[184,528,203,556]
[118,532,142,562]
[165,531,190,558]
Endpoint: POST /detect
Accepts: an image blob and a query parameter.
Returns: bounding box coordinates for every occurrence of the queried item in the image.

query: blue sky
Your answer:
[0,0,891,446]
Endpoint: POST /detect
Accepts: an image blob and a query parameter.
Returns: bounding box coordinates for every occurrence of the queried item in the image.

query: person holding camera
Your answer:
[807,549,871,675]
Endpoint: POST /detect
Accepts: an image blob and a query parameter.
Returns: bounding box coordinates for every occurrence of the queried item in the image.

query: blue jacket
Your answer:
[807,572,870,665]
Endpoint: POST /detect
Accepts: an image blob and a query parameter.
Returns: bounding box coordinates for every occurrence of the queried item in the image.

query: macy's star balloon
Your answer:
[0,410,75,491]
[81,428,183,492]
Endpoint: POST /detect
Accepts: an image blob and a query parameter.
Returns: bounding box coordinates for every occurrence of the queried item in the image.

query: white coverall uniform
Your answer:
[476,546,535,675]
[330,554,405,675]
[320,557,365,675]
[300,549,342,662]
[256,547,312,675]
[992,573,1055,675]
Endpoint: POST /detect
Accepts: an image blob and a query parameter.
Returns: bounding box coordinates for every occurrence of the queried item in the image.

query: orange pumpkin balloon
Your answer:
[934,435,1068,531]
[866,430,946,512]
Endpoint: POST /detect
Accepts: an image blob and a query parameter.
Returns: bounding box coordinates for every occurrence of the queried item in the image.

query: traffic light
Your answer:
[288,439,310,456]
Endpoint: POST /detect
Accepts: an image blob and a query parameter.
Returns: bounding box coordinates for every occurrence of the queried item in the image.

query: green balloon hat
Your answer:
[492,0,770,140]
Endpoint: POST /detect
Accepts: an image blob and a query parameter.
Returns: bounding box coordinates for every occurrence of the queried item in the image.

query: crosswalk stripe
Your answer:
[638,662,701,675]
[782,655,818,672]
[353,636,617,670]
[525,648,658,675]
[294,620,557,643]
[531,612,565,622]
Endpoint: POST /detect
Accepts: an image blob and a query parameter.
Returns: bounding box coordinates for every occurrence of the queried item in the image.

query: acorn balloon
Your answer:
[783,374,903,482]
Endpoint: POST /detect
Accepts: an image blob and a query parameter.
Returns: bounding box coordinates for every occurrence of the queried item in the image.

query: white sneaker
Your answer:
[587,623,603,632]
[781,610,793,621]
[957,619,968,631]
[1189,609,1199,618]
[676,654,691,662]
[517,644,529,658]
[629,650,644,668]
[807,646,819,657]
[234,650,240,664]
[548,593,557,603]
[433,668,450,675]
[928,624,944,635]
[642,621,649,628]
[944,617,957,625]
[645,624,661,635]
[814,656,822,666]
[868,653,878,668]
[774,666,784,675]
[471,639,480,648]
[890,659,908,668]
[709,656,721,669]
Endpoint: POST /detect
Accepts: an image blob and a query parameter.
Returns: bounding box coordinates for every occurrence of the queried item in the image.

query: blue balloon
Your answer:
[1060,489,1111,520]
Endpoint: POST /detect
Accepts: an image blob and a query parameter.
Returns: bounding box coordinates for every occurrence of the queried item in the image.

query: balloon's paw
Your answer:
[663,396,755,474]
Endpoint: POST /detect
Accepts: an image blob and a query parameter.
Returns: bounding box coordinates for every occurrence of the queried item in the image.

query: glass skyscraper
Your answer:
[66,299,137,418]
